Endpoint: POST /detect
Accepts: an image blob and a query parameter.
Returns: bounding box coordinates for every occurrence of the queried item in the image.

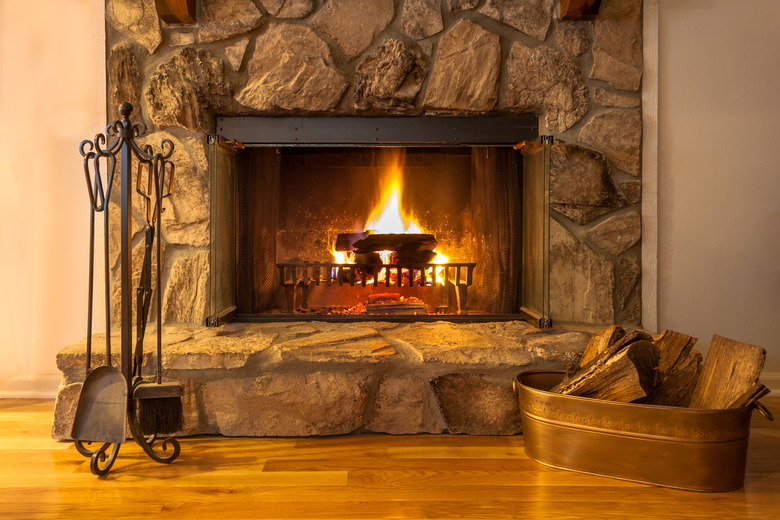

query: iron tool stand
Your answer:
[73,103,181,475]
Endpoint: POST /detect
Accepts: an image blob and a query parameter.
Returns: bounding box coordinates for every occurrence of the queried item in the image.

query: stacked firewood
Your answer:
[552,325,770,409]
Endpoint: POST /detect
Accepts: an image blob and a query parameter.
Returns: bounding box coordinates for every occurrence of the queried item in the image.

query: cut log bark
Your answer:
[645,330,702,407]
[551,339,660,402]
[688,335,767,409]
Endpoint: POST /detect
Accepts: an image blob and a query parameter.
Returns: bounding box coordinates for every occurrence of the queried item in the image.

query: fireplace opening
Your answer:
[208,117,550,325]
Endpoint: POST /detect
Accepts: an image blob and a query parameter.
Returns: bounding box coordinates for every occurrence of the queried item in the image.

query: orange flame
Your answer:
[332,150,449,285]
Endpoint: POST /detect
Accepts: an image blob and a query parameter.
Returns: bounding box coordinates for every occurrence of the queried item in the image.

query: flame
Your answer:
[331,149,450,286]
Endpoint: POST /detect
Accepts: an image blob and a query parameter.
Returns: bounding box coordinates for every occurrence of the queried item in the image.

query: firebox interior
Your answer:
[208,116,549,325]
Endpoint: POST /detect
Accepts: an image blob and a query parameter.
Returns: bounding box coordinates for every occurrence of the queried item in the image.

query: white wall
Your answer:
[0,0,105,396]
[653,0,780,378]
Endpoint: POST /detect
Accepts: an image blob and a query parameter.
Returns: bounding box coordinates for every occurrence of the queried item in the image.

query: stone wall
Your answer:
[105,0,643,326]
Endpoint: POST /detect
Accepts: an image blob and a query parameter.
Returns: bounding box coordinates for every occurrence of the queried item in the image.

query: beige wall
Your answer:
[0,0,105,396]
[654,0,780,378]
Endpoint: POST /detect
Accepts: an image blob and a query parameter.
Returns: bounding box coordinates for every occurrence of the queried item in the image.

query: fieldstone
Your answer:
[274,328,399,363]
[622,289,642,325]
[616,256,640,311]
[202,371,371,436]
[383,321,534,366]
[107,0,161,54]
[163,328,276,370]
[224,38,250,72]
[163,249,210,324]
[56,334,120,379]
[355,39,427,110]
[555,22,591,56]
[107,44,141,121]
[585,212,641,256]
[402,0,444,40]
[578,110,642,175]
[145,48,231,132]
[51,382,82,440]
[110,236,166,327]
[448,0,479,11]
[590,0,643,91]
[236,25,348,112]
[198,0,264,44]
[621,180,641,204]
[311,0,395,57]
[550,219,614,324]
[479,0,553,41]
[550,142,626,225]
[261,0,314,18]
[422,20,500,112]
[137,132,210,247]
[55,328,194,379]
[367,375,443,434]
[524,331,591,362]
[178,380,203,436]
[432,374,522,435]
[505,42,588,132]
[168,29,196,47]
[594,87,640,108]
[462,320,535,341]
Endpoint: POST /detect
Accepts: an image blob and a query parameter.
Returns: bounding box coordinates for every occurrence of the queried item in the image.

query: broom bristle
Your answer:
[137,397,183,436]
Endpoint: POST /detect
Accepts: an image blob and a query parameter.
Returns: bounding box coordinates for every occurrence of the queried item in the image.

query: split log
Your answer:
[551,339,660,402]
[645,330,702,407]
[728,382,770,409]
[688,335,767,409]
[352,233,437,253]
[580,325,625,367]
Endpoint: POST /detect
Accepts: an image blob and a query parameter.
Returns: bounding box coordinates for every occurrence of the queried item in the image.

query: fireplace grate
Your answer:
[277,262,476,315]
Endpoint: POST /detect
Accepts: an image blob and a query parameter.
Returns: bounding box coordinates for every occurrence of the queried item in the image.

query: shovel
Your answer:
[72,144,128,446]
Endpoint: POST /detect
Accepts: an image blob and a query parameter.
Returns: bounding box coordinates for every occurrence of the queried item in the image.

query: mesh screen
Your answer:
[236,148,280,314]
[471,148,522,313]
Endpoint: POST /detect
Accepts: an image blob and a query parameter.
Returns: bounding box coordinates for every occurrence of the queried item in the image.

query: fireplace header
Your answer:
[216,115,538,147]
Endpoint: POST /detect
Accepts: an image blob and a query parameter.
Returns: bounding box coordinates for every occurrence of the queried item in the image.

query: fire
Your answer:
[332,149,449,286]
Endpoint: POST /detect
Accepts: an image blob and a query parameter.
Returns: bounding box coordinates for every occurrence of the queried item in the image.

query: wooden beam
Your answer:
[561,0,602,20]
[155,0,197,25]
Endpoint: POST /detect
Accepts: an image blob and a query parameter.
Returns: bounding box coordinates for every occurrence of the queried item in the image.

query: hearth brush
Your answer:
[131,146,183,436]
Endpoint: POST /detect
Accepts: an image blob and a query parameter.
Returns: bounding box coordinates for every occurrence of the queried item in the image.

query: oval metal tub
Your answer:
[514,370,754,492]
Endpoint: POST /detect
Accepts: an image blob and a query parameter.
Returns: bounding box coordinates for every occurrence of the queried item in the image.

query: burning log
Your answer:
[334,231,370,252]
[351,233,437,253]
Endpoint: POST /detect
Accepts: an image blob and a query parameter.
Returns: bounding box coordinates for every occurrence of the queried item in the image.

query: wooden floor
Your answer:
[1,398,778,519]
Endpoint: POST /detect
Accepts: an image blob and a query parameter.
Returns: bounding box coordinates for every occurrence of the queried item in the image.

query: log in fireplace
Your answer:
[207,116,551,326]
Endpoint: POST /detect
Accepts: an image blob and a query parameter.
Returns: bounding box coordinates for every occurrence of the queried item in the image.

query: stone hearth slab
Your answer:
[52,321,589,439]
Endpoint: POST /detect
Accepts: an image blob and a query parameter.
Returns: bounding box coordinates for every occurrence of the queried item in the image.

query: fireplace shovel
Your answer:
[71,146,128,447]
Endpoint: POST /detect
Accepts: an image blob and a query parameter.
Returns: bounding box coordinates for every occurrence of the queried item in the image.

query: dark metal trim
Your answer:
[216,115,538,147]
[235,314,542,324]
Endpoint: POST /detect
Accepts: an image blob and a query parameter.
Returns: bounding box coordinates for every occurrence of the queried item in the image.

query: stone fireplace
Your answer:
[52,0,644,438]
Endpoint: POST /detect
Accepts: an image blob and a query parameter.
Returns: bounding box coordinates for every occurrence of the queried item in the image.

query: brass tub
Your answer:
[514,370,754,492]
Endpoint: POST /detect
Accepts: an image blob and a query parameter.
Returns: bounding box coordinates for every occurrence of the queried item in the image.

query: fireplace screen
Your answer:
[208,117,549,325]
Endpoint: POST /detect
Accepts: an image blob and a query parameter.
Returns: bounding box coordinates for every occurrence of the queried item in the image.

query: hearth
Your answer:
[207,116,551,326]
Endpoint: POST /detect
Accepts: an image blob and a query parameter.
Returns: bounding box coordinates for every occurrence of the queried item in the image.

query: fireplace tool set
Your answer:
[71,103,183,476]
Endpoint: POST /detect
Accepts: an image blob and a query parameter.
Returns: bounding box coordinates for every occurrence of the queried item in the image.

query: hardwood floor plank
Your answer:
[1,398,778,520]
